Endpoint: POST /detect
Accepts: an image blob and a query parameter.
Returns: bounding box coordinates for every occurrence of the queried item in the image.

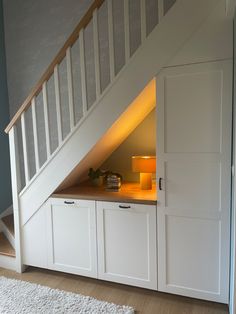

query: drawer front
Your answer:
[47,198,97,278]
[97,201,157,290]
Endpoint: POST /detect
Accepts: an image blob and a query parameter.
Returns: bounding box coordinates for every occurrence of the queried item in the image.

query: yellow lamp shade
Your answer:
[132,156,156,173]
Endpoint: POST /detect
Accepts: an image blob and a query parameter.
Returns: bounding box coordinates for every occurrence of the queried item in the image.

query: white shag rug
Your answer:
[0,276,134,314]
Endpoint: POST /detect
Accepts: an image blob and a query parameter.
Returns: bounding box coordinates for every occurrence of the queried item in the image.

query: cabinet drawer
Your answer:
[97,201,157,290]
[47,198,97,278]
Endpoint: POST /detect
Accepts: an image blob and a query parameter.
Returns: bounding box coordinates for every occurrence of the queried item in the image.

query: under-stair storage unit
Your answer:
[97,201,157,290]
[21,183,157,289]
[4,0,233,306]
[47,183,157,289]
[6,0,217,237]
[45,197,157,289]
[47,198,97,278]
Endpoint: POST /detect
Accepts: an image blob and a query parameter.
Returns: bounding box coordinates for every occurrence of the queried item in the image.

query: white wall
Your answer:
[101,109,156,182]
[169,0,232,66]
[226,0,236,17]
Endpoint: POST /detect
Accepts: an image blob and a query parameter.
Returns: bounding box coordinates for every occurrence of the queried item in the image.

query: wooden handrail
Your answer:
[5,0,105,134]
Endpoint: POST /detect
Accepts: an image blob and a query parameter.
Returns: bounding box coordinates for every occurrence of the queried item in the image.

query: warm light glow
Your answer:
[132,156,156,190]
[58,79,156,191]
[132,156,156,173]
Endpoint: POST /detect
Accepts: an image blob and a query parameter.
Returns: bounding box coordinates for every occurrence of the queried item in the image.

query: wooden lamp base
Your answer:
[140,173,152,190]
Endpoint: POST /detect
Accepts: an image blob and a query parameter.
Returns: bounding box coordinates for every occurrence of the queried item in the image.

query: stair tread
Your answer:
[2,214,14,236]
[0,233,15,257]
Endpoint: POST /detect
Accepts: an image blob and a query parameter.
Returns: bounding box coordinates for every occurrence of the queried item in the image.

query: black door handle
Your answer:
[159,178,163,191]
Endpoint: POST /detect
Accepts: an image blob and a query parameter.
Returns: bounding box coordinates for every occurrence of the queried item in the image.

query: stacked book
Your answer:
[106,175,121,192]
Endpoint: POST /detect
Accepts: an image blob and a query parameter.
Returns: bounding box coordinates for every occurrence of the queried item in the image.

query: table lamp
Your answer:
[132,156,156,190]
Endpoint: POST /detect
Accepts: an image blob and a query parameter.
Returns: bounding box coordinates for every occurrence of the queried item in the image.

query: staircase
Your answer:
[0,214,16,270]
[4,0,222,272]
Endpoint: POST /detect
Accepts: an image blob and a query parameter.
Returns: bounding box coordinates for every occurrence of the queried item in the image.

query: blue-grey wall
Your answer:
[3,0,93,117]
[0,0,12,214]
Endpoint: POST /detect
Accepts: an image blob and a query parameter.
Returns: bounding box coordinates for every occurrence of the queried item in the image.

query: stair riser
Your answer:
[0,206,13,219]
[0,221,15,249]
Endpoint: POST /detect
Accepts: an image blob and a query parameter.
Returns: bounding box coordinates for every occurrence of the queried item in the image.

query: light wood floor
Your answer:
[0,267,228,314]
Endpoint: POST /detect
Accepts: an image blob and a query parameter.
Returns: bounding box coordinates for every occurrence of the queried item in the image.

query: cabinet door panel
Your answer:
[164,70,222,153]
[165,214,220,292]
[97,201,157,289]
[165,160,221,211]
[47,198,97,278]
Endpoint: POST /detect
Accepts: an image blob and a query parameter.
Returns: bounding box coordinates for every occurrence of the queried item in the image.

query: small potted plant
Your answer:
[88,168,104,187]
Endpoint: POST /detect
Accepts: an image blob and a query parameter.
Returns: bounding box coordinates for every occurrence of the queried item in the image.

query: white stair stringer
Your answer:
[19,0,220,226]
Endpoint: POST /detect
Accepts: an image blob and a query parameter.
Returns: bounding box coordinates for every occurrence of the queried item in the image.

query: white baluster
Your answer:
[66,47,75,130]
[158,0,164,21]
[108,0,115,80]
[140,0,147,43]
[21,112,30,184]
[54,65,63,144]
[79,29,88,115]
[42,82,51,158]
[31,97,40,171]
[124,0,130,63]
[93,8,101,99]
[9,126,23,272]
[9,127,22,194]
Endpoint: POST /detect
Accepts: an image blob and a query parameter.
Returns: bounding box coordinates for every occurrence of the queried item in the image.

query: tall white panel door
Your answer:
[47,198,97,278]
[157,60,232,303]
[97,201,157,290]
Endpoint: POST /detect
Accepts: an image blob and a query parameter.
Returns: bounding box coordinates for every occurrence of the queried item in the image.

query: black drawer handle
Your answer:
[64,201,75,205]
[119,205,131,209]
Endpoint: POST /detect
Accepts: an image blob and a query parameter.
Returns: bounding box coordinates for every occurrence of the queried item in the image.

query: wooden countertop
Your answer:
[52,182,157,205]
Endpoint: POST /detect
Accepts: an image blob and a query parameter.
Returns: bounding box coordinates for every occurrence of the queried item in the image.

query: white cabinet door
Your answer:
[47,198,97,278]
[156,61,232,303]
[97,201,157,290]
